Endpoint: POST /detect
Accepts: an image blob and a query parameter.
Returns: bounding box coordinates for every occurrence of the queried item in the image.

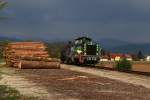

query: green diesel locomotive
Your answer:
[61,37,101,65]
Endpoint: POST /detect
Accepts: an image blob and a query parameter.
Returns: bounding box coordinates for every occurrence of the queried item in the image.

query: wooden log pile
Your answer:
[3,42,60,69]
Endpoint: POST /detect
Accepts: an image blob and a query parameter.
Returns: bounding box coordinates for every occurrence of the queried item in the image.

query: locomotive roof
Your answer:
[75,37,91,41]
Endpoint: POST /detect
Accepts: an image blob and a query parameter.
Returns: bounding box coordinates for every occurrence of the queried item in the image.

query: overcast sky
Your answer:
[0,0,150,42]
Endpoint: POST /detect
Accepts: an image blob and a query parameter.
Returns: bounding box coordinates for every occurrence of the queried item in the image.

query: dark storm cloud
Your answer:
[0,0,150,42]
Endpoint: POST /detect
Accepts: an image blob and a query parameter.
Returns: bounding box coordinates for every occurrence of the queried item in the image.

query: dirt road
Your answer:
[61,64,150,89]
[0,66,77,100]
[0,64,150,100]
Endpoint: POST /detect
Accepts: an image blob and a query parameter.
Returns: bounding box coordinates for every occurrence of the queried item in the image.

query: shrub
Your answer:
[115,58,132,72]
[0,85,38,100]
[46,42,65,58]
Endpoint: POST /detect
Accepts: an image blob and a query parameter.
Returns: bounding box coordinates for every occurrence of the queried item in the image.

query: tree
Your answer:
[0,0,7,9]
[101,49,106,56]
[106,51,111,60]
[0,0,7,19]
[137,50,144,60]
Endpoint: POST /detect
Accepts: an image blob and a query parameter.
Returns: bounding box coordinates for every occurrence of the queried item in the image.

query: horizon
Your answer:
[1,34,150,44]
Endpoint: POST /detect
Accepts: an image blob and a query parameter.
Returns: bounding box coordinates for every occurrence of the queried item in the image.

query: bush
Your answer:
[46,42,65,58]
[115,58,132,72]
[0,85,37,100]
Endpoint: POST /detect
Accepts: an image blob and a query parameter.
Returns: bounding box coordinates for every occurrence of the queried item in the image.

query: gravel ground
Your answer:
[15,65,150,100]
[61,64,150,89]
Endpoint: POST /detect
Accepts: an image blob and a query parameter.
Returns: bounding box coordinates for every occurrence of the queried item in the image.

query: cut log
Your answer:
[3,41,61,69]
[6,46,47,50]
[18,61,60,69]
[8,41,43,44]
[13,52,48,55]
[19,57,60,62]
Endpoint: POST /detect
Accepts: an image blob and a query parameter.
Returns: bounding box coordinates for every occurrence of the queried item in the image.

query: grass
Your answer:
[0,59,4,62]
[0,85,38,100]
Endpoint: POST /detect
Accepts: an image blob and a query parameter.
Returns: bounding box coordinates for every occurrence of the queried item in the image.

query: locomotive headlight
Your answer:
[77,50,82,54]
[96,44,99,55]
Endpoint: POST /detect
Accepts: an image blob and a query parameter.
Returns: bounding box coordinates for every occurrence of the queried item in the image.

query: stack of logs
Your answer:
[3,42,60,69]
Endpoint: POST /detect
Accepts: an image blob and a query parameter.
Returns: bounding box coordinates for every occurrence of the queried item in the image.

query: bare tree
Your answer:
[0,0,7,9]
[0,0,7,19]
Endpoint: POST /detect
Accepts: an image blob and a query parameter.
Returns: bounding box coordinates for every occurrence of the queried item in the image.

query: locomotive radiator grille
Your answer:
[86,45,96,55]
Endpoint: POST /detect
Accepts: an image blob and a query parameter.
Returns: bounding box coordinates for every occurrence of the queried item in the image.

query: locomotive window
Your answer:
[75,40,82,44]
[75,40,78,44]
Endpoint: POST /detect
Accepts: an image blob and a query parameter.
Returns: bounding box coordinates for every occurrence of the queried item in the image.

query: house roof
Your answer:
[110,53,132,59]
[125,54,132,58]
[110,53,123,59]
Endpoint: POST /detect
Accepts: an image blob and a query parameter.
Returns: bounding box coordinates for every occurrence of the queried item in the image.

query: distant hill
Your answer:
[97,38,130,49]
[109,43,150,54]
[97,38,150,54]
[0,35,150,55]
[0,36,22,41]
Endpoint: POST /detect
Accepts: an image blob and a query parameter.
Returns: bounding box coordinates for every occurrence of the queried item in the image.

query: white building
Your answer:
[100,56,109,62]
[146,56,150,61]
